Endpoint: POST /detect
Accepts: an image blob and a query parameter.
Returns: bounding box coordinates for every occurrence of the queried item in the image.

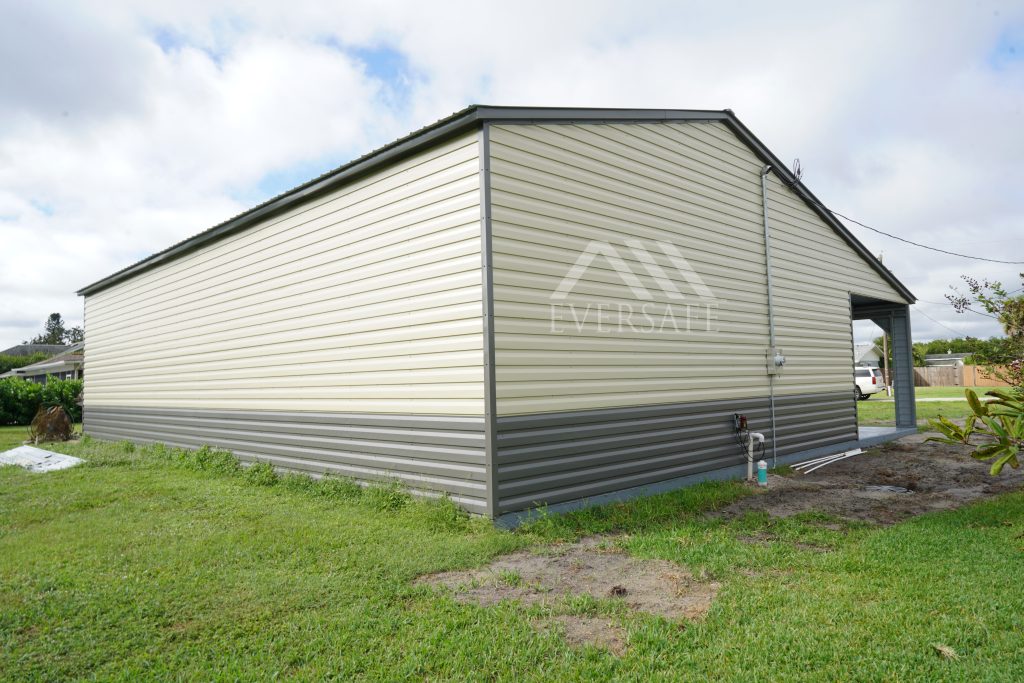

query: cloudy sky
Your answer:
[1,0,1021,348]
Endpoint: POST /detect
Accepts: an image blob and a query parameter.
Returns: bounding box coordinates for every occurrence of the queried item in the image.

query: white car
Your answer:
[854,367,885,401]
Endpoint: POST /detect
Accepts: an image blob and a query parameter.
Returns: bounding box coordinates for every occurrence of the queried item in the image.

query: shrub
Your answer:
[928,388,1024,474]
[0,352,49,375]
[41,378,83,423]
[0,377,43,425]
[0,376,83,426]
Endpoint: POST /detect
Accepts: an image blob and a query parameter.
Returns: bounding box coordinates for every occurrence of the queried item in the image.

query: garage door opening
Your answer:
[851,296,917,446]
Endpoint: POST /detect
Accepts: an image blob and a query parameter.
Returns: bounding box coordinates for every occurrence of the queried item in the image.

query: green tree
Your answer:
[28,313,68,345]
[947,274,1024,388]
[22,313,83,346]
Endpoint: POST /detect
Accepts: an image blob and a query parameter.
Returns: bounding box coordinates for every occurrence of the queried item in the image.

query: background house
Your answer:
[0,343,69,357]
[854,343,883,367]
[923,352,971,367]
[0,342,84,383]
[77,106,916,520]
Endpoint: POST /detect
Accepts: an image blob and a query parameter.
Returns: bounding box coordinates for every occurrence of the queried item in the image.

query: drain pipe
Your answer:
[760,165,781,468]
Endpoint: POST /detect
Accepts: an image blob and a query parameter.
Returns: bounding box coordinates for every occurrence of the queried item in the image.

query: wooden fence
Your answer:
[913,365,1010,387]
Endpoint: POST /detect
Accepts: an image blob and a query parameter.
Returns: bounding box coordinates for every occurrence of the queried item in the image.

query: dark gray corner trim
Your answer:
[78,105,914,306]
[479,122,499,519]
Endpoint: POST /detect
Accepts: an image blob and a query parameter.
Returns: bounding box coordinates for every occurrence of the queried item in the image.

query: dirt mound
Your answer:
[715,438,1024,525]
[418,536,719,654]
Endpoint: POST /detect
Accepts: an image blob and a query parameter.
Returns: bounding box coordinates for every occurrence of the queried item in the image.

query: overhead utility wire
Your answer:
[915,308,967,337]
[797,194,1024,265]
[916,300,1000,320]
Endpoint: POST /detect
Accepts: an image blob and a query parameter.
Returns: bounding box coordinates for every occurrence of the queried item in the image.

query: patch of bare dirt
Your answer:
[417,536,719,654]
[715,437,1024,525]
[535,615,627,656]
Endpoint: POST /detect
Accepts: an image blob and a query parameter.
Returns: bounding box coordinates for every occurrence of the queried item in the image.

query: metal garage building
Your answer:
[78,106,916,522]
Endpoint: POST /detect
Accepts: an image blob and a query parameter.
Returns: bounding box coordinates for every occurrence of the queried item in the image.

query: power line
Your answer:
[914,308,968,337]
[916,300,1000,320]
[803,197,1024,265]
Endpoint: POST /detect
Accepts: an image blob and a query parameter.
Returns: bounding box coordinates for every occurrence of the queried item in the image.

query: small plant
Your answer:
[244,461,279,486]
[315,476,364,500]
[279,472,317,494]
[927,388,1024,474]
[173,444,238,474]
[497,570,523,587]
[422,495,471,532]
[364,481,410,511]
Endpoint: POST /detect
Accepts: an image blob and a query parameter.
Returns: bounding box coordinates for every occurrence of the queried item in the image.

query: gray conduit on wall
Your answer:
[760,165,779,467]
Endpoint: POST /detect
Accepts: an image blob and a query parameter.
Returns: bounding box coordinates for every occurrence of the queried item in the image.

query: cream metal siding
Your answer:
[488,121,907,415]
[687,122,907,399]
[489,121,772,416]
[84,131,485,415]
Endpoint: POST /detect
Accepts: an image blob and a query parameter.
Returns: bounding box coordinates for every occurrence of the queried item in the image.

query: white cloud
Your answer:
[1,0,1021,346]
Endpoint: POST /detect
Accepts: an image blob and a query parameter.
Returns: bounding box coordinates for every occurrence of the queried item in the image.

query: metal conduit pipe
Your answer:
[760,165,779,467]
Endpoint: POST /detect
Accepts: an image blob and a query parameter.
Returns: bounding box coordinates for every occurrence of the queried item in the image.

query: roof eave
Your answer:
[78,105,915,304]
[719,113,916,304]
[77,106,487,296]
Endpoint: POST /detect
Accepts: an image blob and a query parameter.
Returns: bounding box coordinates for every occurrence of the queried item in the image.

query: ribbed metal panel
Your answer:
[494,391,855,514]
[83,132,485,416]
[84,406,488,513]
[487,121,910,416]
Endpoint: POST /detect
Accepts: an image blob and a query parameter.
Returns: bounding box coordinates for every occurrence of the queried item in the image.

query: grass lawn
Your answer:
[2,438,1024,680]
[858,399,975,425]
[856,386,1010,427]
[909,386,1005,399]
[0,424,82,451]
[854,385,1010,426]
[0,425,30,451]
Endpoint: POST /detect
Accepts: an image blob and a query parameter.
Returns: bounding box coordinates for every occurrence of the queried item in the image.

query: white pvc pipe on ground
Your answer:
[793,449,857,469]
[802,449,863,474]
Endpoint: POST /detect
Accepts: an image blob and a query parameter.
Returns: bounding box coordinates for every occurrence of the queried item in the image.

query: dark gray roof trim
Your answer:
[78,105,914,303]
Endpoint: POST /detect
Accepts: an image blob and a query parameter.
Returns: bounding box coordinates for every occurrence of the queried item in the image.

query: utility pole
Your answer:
[882,332,891,395]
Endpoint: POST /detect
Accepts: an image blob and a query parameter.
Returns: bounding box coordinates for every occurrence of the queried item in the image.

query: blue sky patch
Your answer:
[149,17,245,66]
[350,45,409,84]
[989,27,1023,70]
[230,154,355,206]
[29,200,54,217]
[318,38,416,107]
